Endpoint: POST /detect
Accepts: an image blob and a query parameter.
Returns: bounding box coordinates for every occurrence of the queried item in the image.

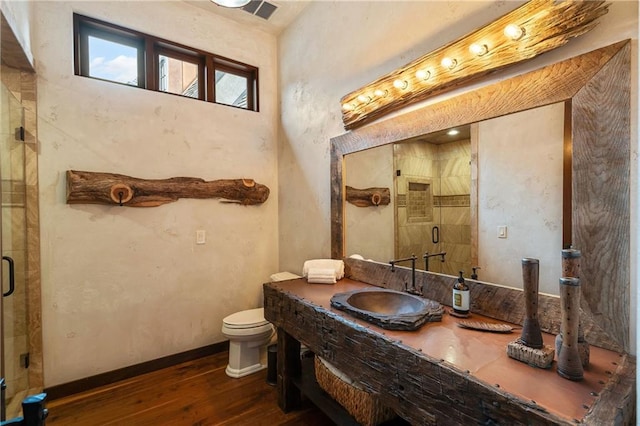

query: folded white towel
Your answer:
[307,276,337,284]
[302,259,344,279]
[269,271,301,282]
[307,268,336,278]
[307,267,337,284]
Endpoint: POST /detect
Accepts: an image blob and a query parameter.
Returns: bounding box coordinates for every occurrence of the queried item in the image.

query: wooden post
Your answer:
[507,258,554,368]
[556,249,589,367]
[557,277,584,381]
[520,258,543,348]
[276,328,301,412]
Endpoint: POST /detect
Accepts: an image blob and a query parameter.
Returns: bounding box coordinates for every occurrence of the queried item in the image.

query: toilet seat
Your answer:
[223,307,268,329]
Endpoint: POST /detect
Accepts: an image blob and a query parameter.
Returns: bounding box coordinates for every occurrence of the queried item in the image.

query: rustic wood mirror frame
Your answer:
[330,40,631,352]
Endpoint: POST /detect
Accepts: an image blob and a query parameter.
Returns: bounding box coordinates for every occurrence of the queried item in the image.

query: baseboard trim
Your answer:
[45,341,229,400]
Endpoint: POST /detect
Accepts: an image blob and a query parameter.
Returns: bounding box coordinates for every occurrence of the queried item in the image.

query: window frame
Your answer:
[73,13,259,111]
[155,45,206,101]
[214,63,255,109]
[73,16,146,88]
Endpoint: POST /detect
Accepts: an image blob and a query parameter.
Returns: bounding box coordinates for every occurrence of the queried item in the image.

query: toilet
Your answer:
[222,307,274,378]
[222,271,301,378]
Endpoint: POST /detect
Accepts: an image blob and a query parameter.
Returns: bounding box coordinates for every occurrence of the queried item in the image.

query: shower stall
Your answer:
[394,129,472,277]
[0,81,32,419]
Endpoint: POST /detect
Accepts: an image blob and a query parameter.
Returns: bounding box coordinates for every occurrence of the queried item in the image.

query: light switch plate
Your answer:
[196,230,206,244]
[498,226,507,239]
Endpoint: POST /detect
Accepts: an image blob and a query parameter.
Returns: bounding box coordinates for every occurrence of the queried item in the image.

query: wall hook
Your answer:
[118,191,124,206]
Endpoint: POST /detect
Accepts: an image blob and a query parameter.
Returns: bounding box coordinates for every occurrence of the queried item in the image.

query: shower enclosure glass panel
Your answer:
[0,83,29,418]
[394,133,471,276]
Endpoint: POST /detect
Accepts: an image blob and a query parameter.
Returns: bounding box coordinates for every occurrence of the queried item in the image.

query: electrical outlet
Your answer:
[498,226,507,239]
[196,230,206,244]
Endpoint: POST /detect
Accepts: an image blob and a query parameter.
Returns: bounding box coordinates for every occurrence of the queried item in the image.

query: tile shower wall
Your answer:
[437,141,471,276]
[395,139,471,276]
[395,141,439,264]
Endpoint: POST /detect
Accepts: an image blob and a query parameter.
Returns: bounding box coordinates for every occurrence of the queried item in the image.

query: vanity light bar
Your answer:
[340,0,609,130]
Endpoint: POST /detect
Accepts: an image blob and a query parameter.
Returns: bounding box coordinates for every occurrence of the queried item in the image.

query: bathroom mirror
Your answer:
[331,41,631,352]
[344,102,566,295]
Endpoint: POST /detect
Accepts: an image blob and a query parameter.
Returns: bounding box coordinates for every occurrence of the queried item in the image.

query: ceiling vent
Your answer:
[242,0,278,20]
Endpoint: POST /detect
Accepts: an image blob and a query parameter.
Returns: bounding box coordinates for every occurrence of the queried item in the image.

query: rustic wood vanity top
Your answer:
[264,278,635,425]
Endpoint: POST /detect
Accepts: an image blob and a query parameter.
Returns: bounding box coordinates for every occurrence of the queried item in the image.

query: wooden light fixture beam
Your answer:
[340,0,609,130]
[66,170,270,207]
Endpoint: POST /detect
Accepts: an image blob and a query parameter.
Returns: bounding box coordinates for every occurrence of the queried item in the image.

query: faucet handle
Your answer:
[471,266,481,279]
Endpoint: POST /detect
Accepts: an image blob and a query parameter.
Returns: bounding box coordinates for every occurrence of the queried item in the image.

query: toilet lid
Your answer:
[223,307,269,329]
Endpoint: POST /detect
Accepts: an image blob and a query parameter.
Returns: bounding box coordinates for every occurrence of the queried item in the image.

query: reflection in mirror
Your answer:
[394,127,471,276]
[345,145,394,263]
[477,102,565,295]
[345,102,567,295]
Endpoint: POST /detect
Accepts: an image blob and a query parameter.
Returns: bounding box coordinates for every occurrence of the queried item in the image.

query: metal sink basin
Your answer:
[330,288,443,331]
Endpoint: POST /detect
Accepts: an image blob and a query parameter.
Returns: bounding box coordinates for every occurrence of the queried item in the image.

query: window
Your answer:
[215,69,248,108]
[87,35,141,86]
[73,14,259,111]
[156,49,203,100]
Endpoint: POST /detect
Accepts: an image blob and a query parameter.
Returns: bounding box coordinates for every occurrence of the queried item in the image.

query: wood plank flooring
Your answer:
[46,351,335,426]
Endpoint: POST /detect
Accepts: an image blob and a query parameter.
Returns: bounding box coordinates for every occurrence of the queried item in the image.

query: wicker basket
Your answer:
[314,356,396,426]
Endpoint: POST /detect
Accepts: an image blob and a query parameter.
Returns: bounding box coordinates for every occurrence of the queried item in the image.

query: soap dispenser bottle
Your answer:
[453,271,470,315]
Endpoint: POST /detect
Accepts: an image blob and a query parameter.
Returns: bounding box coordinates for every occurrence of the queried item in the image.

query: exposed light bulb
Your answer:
[469,43,488,56]
[447,129,460,136]
[415,69,431,81]
[393,79,408,90]
[441,57,457,70]
[374,89,388,98]
[504,24,525,40]
[342,102,356,112]
[357,94,372,104]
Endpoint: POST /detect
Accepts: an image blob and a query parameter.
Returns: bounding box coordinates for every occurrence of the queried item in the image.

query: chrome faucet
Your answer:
[389,254,421,295]
[423,252,446,271]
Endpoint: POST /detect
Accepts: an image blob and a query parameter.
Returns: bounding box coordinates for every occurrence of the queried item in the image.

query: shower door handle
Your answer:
[432,226,440,244]
[2,256,15,297]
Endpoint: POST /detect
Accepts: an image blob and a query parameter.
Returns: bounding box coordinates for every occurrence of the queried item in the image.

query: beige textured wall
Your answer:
[33,2,279,386]
[478,103,564,295]
[279,1,638,348]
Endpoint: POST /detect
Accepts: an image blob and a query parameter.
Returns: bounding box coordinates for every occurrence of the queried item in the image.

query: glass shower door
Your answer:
[0,83,29,419]
[393,134,472,276]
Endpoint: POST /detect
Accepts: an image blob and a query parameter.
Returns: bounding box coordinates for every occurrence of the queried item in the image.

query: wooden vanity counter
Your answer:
[264,278,635,425]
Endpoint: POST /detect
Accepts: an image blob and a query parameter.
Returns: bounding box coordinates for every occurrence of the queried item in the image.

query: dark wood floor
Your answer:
[46,351,335,426]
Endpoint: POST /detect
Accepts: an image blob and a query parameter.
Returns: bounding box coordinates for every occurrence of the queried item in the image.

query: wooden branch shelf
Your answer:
[345,186,390,207]
[66,170,270,207]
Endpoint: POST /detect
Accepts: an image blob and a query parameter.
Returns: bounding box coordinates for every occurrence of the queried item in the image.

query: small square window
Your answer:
[158,55,200,99]
[215,70,248,108]
[87,36,139,86]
